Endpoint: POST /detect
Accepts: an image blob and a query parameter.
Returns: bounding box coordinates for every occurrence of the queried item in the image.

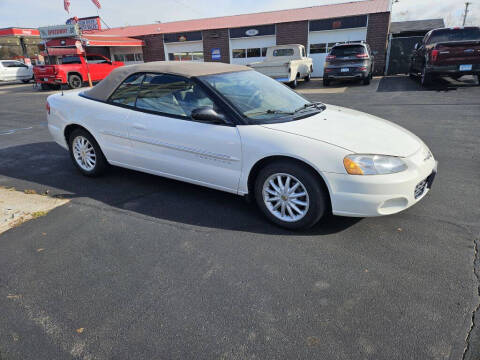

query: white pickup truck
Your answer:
[248,44,313,88]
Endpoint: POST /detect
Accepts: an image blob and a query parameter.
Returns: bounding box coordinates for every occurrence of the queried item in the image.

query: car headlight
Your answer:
[343,155,408,175]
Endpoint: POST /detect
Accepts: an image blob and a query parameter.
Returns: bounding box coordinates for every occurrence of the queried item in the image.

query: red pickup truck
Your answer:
[409,27,480,86]
[34,54,123,90]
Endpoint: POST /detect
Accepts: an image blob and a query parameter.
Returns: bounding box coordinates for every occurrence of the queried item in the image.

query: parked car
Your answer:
[0,60,33,83]
[323,42,374,86]
[46,62,437,230]
[409,26,480,86]
[248,44,313,88]
[34,54,123,90]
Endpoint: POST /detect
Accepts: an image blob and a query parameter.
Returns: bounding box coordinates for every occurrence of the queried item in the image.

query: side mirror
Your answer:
[191,107,226,124]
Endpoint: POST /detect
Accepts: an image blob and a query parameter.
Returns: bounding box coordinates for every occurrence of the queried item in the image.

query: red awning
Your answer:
[83,35,144,47]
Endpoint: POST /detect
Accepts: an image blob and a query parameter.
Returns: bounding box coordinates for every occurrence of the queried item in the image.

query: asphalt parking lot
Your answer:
[0,76,479,360]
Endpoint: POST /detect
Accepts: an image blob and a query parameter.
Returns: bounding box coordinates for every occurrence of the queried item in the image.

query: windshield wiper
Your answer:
[294,102,327,114]
[246,109,294,117]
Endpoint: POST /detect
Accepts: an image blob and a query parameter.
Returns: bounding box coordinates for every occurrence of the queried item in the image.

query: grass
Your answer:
[31,211,48,219]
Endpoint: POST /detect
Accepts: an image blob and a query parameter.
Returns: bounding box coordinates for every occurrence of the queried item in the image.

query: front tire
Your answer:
[21,79,30,84]
[254,161,328,230]
[304,73,311,82]
[68,129,107,177]
[323,77,330,87]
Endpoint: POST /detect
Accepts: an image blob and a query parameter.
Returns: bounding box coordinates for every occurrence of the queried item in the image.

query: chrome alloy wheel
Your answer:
[72,136,96,171]
[262,173,310,222]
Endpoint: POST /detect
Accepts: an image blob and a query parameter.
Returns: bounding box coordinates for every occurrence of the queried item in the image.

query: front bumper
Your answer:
[327,148,437,217]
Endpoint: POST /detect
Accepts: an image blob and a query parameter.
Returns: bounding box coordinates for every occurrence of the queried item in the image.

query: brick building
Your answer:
[89,0,391,76]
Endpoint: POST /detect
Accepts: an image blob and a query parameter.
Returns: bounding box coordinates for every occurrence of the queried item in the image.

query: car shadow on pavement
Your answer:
[0,142,361,236]
[377,75,479,92]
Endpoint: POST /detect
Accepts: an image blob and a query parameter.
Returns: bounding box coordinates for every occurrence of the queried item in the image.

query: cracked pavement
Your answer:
[0,77,479,359]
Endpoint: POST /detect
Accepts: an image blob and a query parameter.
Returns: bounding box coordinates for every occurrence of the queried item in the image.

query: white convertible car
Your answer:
[46,62,437,229]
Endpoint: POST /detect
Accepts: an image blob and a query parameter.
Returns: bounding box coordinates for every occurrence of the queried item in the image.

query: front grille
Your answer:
[414,178,428,199]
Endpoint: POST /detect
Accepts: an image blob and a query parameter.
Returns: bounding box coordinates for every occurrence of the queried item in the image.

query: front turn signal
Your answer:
[343,157,364,175]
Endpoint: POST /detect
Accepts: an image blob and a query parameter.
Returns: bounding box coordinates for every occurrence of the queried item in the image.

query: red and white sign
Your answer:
[66,16,102,31]
[38,24,80,39]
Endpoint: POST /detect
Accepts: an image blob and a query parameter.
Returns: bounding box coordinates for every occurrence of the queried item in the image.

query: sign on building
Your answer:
[66,16,102,31]
[211,48,221,60]
[39,24,80,39]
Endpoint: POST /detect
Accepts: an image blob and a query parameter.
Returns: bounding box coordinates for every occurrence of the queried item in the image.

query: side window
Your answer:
[136,73,214,118]
[87,55,109,64]
[61,56,82,64]
[109,73,145,107]
[302,47,306,57]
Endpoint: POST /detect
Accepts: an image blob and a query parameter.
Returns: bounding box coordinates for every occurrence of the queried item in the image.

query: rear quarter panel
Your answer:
[47,92,133,163]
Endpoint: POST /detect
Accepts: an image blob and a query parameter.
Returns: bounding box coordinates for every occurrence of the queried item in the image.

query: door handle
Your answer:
[132,123,147,130]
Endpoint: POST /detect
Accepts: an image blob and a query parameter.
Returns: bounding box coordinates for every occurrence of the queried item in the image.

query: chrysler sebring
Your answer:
[46,62,437,229]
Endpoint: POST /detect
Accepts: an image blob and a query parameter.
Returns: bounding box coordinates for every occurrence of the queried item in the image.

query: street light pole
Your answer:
[463,2,471,26]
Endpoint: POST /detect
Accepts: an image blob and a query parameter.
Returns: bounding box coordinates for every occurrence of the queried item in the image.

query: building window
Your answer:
[261,47,268,57]
[168,52,204,61]
[310,43,327,54]
[163,31,202,43]
[232,49,246,58]
[310,15,368,32]
[114,53,143,62]
[247,48,261,58]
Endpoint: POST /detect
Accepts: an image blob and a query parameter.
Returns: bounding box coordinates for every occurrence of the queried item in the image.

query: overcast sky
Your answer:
[0,0,478,29]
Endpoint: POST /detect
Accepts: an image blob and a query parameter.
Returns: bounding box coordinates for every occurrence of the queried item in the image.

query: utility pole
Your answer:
[463,2,471,26]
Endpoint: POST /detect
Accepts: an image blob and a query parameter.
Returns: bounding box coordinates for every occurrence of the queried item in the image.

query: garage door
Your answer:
[309,28,367,77]
[230,35,276,65]
[164,40,204,62]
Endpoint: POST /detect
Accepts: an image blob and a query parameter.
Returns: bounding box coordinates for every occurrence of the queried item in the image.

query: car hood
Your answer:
[261,105,422,157]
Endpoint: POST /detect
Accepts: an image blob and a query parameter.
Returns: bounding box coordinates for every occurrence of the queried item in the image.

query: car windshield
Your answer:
[199,70,321,124]
[330,45,365,56]
[427,28,480,44]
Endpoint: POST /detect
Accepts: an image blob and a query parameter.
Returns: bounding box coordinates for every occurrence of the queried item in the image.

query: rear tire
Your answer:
[304,73,311,82]
[68,74,83,89]
[323,77,330,87]
[420,66,432,87]
[21,79,30,83]
[68,128,107,177]
[362,75,371,85]
[290,76,298,89]
[254,161,328,230]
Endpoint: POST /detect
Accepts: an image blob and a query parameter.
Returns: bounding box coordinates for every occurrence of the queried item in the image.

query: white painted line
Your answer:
[0,124,47,136]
